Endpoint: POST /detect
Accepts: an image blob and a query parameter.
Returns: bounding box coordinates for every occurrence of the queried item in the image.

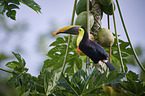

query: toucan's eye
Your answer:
[79,28,82,32]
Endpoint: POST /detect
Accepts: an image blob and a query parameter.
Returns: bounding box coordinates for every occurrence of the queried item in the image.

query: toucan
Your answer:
[53,25,116,71]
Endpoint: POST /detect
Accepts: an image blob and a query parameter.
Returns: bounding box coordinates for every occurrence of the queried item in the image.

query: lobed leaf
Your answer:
[6,52,28,73]
[6,0,20,5]
[0,0,41,20]
[57,67,125,95]
[117,71,145,95]
[6,10,16,20]
[8,4,19,9]
[43,36,82,74]
[21,0,41,13]
[44,69,61,95]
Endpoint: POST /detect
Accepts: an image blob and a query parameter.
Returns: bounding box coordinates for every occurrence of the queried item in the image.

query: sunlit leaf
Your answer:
[102,85,131,96]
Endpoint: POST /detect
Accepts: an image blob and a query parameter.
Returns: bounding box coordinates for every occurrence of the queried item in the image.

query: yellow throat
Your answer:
[77,28,85,46]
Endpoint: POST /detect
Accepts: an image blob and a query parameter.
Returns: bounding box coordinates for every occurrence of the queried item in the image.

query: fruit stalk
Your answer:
[86,0,90,64]
[112,2,124,72]
[108,15,112,62]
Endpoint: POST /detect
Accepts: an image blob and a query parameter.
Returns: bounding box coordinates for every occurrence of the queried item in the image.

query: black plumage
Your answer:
[79,27,116,71]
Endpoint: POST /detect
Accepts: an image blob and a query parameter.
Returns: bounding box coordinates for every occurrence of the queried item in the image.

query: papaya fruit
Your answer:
[97,28,114,47]
[76,0,92,15]
[75,11,94,29]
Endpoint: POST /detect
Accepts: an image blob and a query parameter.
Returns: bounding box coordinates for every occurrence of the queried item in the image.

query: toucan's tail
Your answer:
[105,61,116,71]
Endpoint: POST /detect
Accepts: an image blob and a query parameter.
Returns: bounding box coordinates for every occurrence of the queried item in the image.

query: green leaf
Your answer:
[6,52,28,72]
[6,61,20,69]
[65,52,82,73]
[0,4,5,14]
[102,85,131,96]
[7,72,37,95]
[21,0,41,13]
[44,69,61,95]
[43,36,82,74]
[6,10,16,20]
[117,71,145,95]
[8,4,19,9]
[57,67,125,95]
[83,70,125,95]
[49,37,67,46]
[6,0,20,5]
[126,71,139,81]
[35,72,45,93]
[6,52,35,95]
[30,92,46,96]
[17,85,26,96]
[1,0,41,20]
[57,73,80,95]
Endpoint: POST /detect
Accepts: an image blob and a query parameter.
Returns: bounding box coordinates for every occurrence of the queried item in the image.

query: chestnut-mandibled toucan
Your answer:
[53,25,116,71]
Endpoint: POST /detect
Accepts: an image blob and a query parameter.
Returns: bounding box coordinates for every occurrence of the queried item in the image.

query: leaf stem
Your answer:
[107,15,111,62]
[0,67,13,74]
[86,0,90,64]
[116,0,145,72]
[112,3,125,72]
[87,0,90,33]
[62,0,77,74]
[107,15,110,30]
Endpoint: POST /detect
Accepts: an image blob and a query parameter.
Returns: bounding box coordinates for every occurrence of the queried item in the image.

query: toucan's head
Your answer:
[53,25,81,36]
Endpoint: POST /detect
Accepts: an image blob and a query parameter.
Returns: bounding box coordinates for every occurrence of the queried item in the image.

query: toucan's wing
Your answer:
[90,40,109,59]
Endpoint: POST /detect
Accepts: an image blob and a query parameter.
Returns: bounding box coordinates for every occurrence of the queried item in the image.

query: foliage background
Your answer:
[0,0,145,95]
[0,0,145,81]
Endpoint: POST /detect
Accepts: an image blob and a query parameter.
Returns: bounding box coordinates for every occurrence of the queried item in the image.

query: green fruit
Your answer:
[99,0,113,6]
[97,28,114,47]
[89,34,94,41]
[75,11,94,29]
[76,0,92,15]
[102,2,115,15]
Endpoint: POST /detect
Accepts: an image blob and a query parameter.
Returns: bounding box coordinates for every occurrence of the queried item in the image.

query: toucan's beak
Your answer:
[53,25,81,36]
